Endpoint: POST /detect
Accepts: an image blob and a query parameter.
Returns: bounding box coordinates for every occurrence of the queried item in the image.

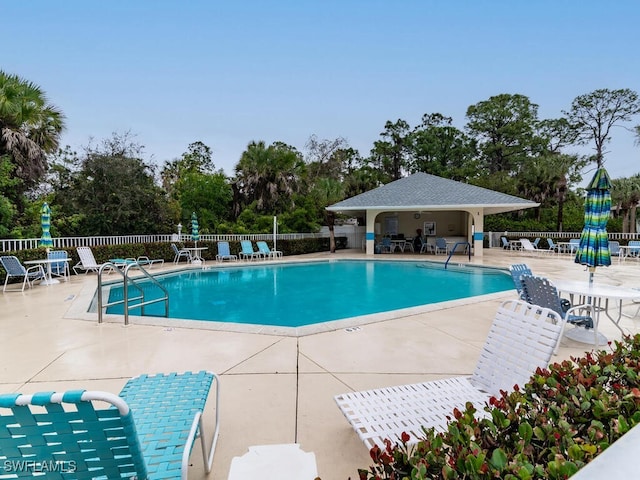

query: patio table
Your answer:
[185,246,208,265]
[619,245,640,262]
[24,257,70,286]
[508,240,522,250]
[553,279,640,346]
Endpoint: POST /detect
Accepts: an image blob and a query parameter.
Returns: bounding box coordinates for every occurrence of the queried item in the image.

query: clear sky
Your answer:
[5,1,640,182]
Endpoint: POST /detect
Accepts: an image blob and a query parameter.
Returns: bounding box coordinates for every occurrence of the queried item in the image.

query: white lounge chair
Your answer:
[519,238,553,256]
[334,299,563,449]
[73,246,108,274]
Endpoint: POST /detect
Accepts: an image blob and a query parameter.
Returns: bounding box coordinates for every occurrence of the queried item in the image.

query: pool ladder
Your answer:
[444,242,471,269]
[97,262,169,325]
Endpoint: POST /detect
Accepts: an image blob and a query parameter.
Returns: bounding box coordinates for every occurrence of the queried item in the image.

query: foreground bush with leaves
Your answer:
[354,335,640,479]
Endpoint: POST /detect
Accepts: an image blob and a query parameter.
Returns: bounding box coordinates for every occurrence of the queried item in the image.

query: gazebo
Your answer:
[326,172,538,257]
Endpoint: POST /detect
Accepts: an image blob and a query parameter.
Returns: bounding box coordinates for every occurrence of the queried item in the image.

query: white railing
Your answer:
[487,231,640,248]
[0,228,365,253]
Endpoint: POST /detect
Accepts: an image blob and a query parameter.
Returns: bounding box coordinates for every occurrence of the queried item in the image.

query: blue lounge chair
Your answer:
[239,240,264,261]
[520,274,594,354]
[609,240,620,257]
[568,238,581,254]
[628,240,640,258]
[434,237,448,254]
[256,241,282,259]
[379,237,393,253]
[546,238,559,253]
[0,255,46,292]
[508,263,531,300]
[501,237,510,249]
[0,371,220,479]
[47,250,71,279]
[216,241,238,262]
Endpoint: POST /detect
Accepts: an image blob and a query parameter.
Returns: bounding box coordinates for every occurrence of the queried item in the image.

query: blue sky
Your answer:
[5,1,640,182]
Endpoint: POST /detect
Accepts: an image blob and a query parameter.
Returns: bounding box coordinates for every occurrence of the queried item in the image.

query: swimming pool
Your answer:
[105,260,514,329]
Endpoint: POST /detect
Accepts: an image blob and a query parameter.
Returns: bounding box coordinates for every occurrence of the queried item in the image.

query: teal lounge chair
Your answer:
[0,371,220,479]
[0,255,46,292]
[256,241,282,259]
[216,241,238,262]
[239,240,264,261]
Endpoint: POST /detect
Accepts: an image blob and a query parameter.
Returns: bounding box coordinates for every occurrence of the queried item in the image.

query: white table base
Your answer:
[228,444,317,480]
[563,326,608,346]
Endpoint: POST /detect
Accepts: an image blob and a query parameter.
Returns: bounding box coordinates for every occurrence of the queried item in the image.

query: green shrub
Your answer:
[354,335,640,480]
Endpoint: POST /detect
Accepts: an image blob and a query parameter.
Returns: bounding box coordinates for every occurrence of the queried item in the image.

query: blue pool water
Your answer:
[106,260,513,327]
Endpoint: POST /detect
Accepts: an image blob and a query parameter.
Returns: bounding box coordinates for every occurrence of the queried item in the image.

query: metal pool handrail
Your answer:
[444,242,471,269]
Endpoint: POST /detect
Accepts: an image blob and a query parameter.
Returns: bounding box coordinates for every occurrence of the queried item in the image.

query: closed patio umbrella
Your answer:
[191,212,199,247]
[575,168,611,284]
[39,202,53,250]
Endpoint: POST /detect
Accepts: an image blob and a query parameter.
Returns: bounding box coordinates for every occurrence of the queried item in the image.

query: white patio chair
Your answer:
[171,243,192,264]
[334,299,563,449]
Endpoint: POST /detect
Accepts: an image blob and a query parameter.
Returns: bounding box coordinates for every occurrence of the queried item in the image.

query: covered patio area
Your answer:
[327,172,538,257]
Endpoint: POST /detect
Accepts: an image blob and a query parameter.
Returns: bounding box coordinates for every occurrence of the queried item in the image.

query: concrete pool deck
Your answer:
[2,248,640,479]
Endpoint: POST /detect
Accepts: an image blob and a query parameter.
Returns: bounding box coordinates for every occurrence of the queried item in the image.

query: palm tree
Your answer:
[233,140,304,214]
[0,71,65,188]
[611,176,640,233]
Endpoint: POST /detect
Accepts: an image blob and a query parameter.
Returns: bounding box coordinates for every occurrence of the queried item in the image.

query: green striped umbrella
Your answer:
[39,202,54,249]
[191,212,200,245]
[575,168,611,283]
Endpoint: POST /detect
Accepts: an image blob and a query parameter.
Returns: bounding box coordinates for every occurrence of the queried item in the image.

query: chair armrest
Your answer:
[26,265,45,277]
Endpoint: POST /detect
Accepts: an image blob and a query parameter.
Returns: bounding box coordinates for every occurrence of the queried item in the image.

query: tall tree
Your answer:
[466,94,544,176]
[304,135,350,180]
[564,88,640,168]
[161,141,215,195]
[0,71,65,201]
[177,171,232,232]
[408,113,478,180]
[371,119,411,180]
[309,177,345,253]
[56,133,171,235]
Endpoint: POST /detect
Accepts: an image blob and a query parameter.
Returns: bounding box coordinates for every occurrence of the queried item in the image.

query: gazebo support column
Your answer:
[470,210,484,258]
[365,209,383,255]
